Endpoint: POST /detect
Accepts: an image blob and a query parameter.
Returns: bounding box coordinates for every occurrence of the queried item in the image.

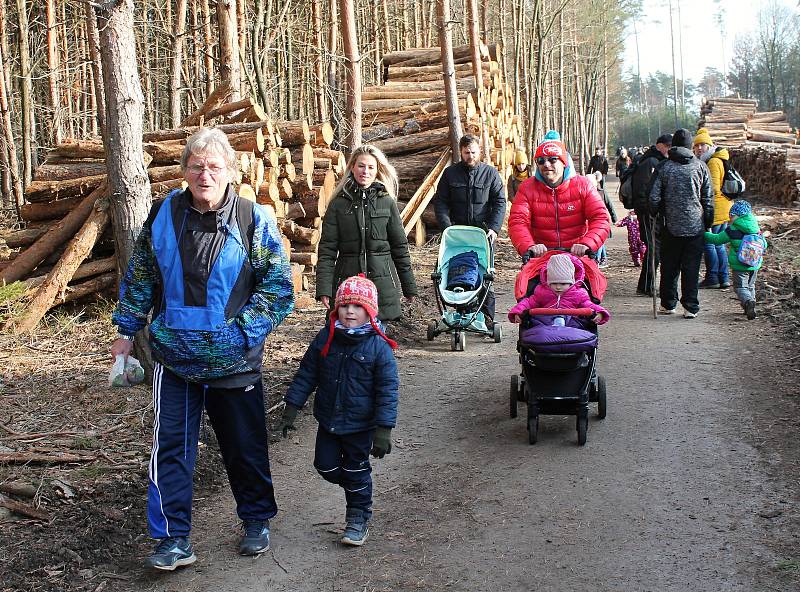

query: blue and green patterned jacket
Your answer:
[112,187,294,386]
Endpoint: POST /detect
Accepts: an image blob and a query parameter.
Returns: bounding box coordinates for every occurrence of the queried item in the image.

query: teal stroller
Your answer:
[427,225,502,351]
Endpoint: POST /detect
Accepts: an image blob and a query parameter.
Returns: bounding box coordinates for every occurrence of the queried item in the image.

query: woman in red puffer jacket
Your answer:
[509,131,610,260]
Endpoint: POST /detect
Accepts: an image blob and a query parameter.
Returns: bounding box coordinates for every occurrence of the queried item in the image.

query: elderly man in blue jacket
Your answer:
[111,128,294,570]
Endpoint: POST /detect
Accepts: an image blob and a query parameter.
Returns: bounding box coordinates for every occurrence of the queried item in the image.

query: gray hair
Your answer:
[181,128,237,181]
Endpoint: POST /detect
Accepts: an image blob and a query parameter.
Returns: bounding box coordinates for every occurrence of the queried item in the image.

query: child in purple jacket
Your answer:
[616,211,647,267]
[508,254,610,325]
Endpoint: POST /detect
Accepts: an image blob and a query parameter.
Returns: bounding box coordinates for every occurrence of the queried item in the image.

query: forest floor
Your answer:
[2,181,800,591]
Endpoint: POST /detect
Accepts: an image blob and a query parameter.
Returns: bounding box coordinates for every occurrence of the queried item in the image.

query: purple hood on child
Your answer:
[508,253,610,324]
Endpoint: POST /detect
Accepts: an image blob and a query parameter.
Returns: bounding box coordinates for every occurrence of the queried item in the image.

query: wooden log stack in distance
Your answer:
[698,96,799,206]
[373,40,521,244]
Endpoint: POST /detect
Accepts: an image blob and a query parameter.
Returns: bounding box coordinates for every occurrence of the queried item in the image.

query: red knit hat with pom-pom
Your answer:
[320,274,397,356]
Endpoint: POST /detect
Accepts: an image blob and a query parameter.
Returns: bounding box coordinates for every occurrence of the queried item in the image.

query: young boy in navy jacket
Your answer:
[280,275,399,546]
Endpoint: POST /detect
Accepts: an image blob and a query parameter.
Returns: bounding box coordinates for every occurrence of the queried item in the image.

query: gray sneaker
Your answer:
[745,300,757,320]
[145,537,196,571]
[239,520,270,556]
[341,510,369,547]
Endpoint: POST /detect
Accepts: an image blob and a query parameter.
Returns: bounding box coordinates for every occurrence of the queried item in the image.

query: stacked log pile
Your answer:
[698,96,799,205]
[1,85,341,329]
[729,143,800,206]
[374,42,521,244]
[698,97,796,146]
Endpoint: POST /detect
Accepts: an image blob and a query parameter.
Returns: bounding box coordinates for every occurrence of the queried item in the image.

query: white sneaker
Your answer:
[683,310,698,319]
[659,306,676,315]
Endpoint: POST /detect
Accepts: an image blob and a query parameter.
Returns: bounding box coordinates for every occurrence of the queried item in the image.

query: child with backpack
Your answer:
[704,200,766,320]
[279,275,398,546]
[616,211,647,267]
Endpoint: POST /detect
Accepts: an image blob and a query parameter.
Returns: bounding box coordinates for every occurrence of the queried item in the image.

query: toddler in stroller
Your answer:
[508,253,609,445]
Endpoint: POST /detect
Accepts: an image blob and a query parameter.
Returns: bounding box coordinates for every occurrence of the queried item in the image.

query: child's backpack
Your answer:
[446,250,481,291]
[720,158,746,199]
[728,228,766,267]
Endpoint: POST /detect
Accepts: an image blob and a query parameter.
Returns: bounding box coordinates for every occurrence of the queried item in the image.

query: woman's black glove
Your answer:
[371,427,392,458]
[279,405,299,438]
[521,247,536,265]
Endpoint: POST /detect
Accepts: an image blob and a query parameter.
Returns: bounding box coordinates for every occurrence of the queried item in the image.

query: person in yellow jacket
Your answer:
[693,127,731,289]
[507,149,532,202]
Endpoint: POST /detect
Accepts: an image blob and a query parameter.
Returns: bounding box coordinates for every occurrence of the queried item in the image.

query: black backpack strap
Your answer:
[234,195,256,262]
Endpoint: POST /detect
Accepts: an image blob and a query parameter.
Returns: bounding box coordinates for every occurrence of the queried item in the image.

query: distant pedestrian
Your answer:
[704,200,766,320]
[616,211,647,266]
[615,147,631,178]
[648,128,713,319]
[507,149,533,202]
[631,133,672,295]
[693,127,732,289]
[587,147,609,187]
[280,275,399,547]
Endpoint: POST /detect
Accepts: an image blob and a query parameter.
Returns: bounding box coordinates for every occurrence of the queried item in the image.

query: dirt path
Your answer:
[128,188,800,591]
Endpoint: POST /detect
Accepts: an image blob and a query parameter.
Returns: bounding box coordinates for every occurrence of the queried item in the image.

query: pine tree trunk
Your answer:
[339,0,362,152]
[0,0,22,212]
[437,0,462,158]
[46,0,63,145]
[170,0,188,127]
[97,0,152,275]
[15,0,35,186]
[217,0,241,100]
[84,2,106,138]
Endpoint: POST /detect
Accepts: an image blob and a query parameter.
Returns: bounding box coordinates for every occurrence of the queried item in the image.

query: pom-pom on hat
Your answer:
[546,254,576,285]
[320,274,397,356]
[693,127,714,147]
[534,130,569,166]
[729,199,752,218]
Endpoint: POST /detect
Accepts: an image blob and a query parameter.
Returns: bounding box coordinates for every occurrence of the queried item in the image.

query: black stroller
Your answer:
[508,253,607,446]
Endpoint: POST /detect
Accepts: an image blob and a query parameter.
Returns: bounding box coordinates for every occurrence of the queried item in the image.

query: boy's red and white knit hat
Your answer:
[321,274,397,356]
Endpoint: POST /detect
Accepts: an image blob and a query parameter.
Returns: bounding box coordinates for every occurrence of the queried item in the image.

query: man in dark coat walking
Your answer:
[649,128,713,318]
[434,134,506,325]
[587,147,609,187]
[631,133,671,296]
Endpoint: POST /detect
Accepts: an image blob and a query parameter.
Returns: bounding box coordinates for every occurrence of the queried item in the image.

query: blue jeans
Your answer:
[703,223,729,284]
[732,269,757,306]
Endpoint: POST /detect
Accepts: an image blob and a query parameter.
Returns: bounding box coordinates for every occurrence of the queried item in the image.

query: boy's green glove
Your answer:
[279,405,299,438]
[371,427,392,458]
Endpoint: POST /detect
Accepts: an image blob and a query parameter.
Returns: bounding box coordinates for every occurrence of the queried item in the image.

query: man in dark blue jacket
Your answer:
[434,134,506,325]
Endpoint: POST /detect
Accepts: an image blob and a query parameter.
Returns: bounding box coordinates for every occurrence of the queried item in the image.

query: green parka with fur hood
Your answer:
[316,176,418,320]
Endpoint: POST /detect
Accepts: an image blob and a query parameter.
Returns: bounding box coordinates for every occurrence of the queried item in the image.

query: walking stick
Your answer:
[648,214,658,319]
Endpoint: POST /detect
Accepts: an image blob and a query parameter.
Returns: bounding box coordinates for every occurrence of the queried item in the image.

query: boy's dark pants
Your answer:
[314,427,374,519]
[659,230,703,314]
[635,210,659,294]
[147,364,277,539]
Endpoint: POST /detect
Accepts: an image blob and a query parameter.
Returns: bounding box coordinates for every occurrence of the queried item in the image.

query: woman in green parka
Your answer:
[316,145,418,320]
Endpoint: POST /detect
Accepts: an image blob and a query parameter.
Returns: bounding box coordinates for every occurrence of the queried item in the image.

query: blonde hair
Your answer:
[332,144,399,199]
[181,128,237,182]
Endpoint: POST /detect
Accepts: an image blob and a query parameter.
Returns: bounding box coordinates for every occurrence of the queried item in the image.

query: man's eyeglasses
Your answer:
[186,163,226,176]
[536,156,560,166]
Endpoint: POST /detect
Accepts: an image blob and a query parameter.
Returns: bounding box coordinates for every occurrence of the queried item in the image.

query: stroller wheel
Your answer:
[596,376,607,419]
[426,321,437,341]
[577,409,588,446]
[509,375,520,418]
[527,415,539,444]
[493,323,502,343]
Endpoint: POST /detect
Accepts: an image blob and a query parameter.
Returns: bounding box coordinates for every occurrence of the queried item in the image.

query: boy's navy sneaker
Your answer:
[745,300,757,320]
[341,510,369,547]
[145,537,196,571]
[239,520,270,556]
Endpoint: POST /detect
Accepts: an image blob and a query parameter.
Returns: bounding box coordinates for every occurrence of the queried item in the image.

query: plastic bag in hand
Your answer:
[109,354,145,387]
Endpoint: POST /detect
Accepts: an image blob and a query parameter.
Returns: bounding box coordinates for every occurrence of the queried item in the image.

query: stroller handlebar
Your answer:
[521,246,596,266]
[527,307,595,317]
